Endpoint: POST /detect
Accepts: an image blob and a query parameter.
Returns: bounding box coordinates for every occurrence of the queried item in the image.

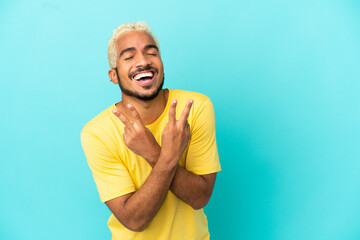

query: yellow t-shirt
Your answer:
[81,89,221,240]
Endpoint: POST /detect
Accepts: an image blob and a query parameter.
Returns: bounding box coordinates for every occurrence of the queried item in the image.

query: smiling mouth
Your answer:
[130,70,157,87]
[132,71,155,81]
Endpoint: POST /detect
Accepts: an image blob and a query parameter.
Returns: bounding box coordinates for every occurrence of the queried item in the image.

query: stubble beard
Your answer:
[115,68,165,101]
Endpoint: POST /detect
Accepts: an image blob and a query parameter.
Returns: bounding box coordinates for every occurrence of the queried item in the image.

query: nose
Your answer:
[135,53,151,68]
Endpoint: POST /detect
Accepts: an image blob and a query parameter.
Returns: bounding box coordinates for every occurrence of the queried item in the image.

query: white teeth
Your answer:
[133,72,154,80]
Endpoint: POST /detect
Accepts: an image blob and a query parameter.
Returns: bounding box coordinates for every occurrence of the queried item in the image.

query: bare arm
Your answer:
[107,100,192,231]
[141,150,217,210]
[105,156,177,232]
[170,167,217,210]
[113,100,217,210]
[144,148,217,209]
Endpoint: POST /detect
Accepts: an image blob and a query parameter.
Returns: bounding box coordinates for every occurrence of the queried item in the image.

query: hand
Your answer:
[161,99,194,164]
[112,104,160,166]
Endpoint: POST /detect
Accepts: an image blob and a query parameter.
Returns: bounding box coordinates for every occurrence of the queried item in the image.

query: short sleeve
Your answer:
[186,99,221,175]
[81,131,135,202]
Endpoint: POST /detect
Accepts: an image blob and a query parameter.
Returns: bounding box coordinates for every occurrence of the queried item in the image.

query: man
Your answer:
[81,21,221,240]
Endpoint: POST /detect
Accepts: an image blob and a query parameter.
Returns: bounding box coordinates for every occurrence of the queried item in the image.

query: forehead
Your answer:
[116,31,156,52]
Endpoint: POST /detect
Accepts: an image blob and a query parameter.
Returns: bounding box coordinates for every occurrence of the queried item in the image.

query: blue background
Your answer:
[1,0,360,239]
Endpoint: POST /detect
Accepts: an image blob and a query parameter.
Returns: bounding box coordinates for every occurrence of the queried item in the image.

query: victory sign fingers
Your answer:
[168,99,194,125]
[112,104,160,166]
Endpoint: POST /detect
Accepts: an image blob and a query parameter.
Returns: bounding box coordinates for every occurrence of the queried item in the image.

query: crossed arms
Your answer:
[105,100,217,232]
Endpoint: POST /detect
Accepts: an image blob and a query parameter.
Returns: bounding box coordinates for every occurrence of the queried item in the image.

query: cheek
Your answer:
[118,65,131,77]
[157,61,164,72]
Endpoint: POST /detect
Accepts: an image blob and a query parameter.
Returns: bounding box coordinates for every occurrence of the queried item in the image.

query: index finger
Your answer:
[168,100,178,125]
[127,104,144,127]
[179,99,193,124]
[112,109,133,128]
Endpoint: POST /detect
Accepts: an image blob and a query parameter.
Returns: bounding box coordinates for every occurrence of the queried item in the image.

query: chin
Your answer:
[119,77,165,101]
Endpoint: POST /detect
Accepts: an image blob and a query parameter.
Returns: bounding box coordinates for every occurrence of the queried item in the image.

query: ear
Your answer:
[108,69,118,84]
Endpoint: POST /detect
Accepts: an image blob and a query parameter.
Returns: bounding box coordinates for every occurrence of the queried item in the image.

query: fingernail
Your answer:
[127,104,132,108]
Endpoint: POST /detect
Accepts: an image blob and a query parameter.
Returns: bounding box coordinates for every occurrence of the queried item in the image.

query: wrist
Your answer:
[147,145,161,167]
[157,149,181,169]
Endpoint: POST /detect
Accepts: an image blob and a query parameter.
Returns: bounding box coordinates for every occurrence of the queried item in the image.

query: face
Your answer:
[109,31,164,101]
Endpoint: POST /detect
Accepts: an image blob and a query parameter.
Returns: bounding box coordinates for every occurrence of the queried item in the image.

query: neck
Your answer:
[116,89,169,125]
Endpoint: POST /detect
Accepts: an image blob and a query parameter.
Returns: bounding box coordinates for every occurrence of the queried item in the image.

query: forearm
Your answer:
[109,99,195,231]
[108,157,177,232]
[146,151,216,210]
[170,166,215,209]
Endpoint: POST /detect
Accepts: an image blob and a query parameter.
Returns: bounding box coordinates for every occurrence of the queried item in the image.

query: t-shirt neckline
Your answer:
[110,89,173,128]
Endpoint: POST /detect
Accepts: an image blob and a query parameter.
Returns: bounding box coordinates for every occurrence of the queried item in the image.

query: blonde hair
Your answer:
[107,21,160,69]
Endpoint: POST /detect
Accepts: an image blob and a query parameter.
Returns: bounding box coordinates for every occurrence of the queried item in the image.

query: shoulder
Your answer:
[81,105,117,136]
[169,89,211,104]
[169,89,213,116]
[169,89,215,124]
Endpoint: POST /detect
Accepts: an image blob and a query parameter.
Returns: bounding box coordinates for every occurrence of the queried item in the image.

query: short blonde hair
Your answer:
[107,21,160,69]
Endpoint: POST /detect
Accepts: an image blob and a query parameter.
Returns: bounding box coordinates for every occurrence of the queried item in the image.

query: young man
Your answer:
[81,22,221,240]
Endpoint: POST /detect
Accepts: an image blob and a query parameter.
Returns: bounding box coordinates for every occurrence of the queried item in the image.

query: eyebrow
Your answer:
[144,44,159,51]
[119,47,136,58]
[119,45,159,58]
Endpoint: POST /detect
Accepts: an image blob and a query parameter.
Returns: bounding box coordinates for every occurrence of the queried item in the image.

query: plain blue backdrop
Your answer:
[1,0,360,239]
